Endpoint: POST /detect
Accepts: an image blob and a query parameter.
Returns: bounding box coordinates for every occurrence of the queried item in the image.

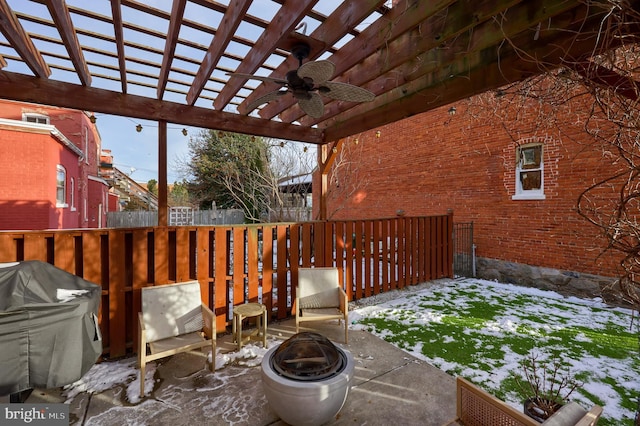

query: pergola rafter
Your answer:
[0,0,633,144]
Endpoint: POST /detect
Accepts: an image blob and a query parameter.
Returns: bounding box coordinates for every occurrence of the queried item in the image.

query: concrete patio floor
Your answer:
[20,317,457,425]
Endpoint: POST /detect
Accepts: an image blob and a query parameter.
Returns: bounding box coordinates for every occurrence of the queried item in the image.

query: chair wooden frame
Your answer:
[444,377,602,426]
[137,281,216,397]
[294,267,348,343]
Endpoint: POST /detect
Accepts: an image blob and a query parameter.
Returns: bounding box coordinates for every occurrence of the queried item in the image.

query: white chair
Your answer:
[295,267,348,343]
[138,281,216,397]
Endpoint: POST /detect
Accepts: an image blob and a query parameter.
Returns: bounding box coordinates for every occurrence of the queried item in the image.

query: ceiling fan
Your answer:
[228,42,375,119]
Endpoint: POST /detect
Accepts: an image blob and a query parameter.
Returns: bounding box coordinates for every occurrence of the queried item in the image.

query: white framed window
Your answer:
[70,177,76,211]
[512,143,545,200]
[23,113,49,125]
[56,165,68,207]
[84,127,89,164]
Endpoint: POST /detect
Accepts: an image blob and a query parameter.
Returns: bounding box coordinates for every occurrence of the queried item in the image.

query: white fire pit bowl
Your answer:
[261,333,355,426]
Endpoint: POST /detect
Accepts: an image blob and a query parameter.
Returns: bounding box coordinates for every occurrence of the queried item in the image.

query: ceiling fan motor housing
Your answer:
[286,69,315,93]
[291,43,311,63]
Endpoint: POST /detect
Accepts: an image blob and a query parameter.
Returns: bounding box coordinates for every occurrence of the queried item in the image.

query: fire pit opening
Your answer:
[271,332,344,381]
[261,332,355,426]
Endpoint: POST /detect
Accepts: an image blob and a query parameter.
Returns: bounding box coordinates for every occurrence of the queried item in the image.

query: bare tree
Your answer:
[458,4,640,420]
[266,140,316,222]
[462,1,640,310]
[325,137,372,219]
[176,131,315,222]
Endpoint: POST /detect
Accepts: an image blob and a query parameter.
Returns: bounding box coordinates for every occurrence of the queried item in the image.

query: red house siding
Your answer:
[0,126,80,229]
[87,178,108,227]
[0,100,107,230]
[318,94,621,279]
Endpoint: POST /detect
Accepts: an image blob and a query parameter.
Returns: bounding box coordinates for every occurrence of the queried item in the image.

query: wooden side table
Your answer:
[232,302,267,350]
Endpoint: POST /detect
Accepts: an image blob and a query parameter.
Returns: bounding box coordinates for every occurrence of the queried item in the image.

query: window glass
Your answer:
[56,165,67,206]
[513,143,544,200]
[70,177,76,211]
[24,113,49,124]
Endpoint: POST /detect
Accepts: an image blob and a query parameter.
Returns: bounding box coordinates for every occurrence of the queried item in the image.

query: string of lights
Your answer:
[89,113,190,136]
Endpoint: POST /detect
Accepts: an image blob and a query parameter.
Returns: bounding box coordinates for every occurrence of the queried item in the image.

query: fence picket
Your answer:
[0,215,452,358]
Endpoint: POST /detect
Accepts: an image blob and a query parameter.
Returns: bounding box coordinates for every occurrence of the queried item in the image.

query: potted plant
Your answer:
[513,351,583,423]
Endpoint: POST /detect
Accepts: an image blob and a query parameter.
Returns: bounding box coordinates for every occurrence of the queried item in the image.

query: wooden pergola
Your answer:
[0,0,637,222]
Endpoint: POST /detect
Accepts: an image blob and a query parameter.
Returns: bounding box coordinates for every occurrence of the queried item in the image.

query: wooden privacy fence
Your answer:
[0,214,453,358]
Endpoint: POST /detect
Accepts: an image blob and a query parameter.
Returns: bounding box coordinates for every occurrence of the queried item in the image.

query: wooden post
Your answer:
[318,139,343,220]
[158,120,168,227]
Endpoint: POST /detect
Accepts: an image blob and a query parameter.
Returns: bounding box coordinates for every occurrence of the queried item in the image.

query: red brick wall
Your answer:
[318,93,622,278]
[0,127,82,229]
[0,100,106,230]
[87,178,108,227]
[0,130,51,229]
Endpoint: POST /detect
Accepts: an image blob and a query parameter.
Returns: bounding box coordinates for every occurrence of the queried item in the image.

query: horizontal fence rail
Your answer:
[0,214,453,358]
[106,208,245,227]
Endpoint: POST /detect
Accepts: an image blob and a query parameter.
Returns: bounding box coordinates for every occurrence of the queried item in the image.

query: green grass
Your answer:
[352,278,640,425]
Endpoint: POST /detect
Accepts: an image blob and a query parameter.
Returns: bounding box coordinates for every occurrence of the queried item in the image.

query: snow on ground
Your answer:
[63,277,638,425]
[349,278,639,425]
[63,341,280,405]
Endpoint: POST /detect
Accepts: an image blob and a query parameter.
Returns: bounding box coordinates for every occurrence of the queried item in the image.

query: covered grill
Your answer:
[0,261,102,396]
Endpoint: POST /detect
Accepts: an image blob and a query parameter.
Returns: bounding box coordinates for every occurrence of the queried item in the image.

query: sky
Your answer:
[95,114,198,184]
[1,0,327,185]
[94,114,318,185]
[61,278,637,425]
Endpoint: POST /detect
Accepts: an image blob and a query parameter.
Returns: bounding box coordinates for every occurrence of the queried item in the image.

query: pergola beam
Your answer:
[322,10,607,141]
[110,0,127,94]
[186,0,252,106]
[213,0,317,111]
[43,0,91,86]
[157,0,186,100]
[258,0,458,120]
[299,0,582,127]
[0,0,50,78]
[0,70,324,144]
[239,0,387,115]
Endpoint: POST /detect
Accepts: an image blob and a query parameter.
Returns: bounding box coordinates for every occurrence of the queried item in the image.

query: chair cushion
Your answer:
[148,331,207,354]
[300,307,344,318]
[142,281,204,342]
[299,287,340,309]
[542,402,587,426]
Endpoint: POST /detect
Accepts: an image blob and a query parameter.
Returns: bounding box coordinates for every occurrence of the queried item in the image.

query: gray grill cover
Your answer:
[0,260,102,396]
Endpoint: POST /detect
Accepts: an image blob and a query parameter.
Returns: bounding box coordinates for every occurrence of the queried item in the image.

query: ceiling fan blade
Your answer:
[318,81,375,102]
[297,60,335,84]
[245,90,287,113]
[226,72,287,85]
[297,92,324,118]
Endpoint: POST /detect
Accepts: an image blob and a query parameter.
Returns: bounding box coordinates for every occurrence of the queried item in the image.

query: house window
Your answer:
[23,113,49,125]
[56,165,67,207]
[513,143,545,200]
[70,177,76,211]
[84,127,89,164]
